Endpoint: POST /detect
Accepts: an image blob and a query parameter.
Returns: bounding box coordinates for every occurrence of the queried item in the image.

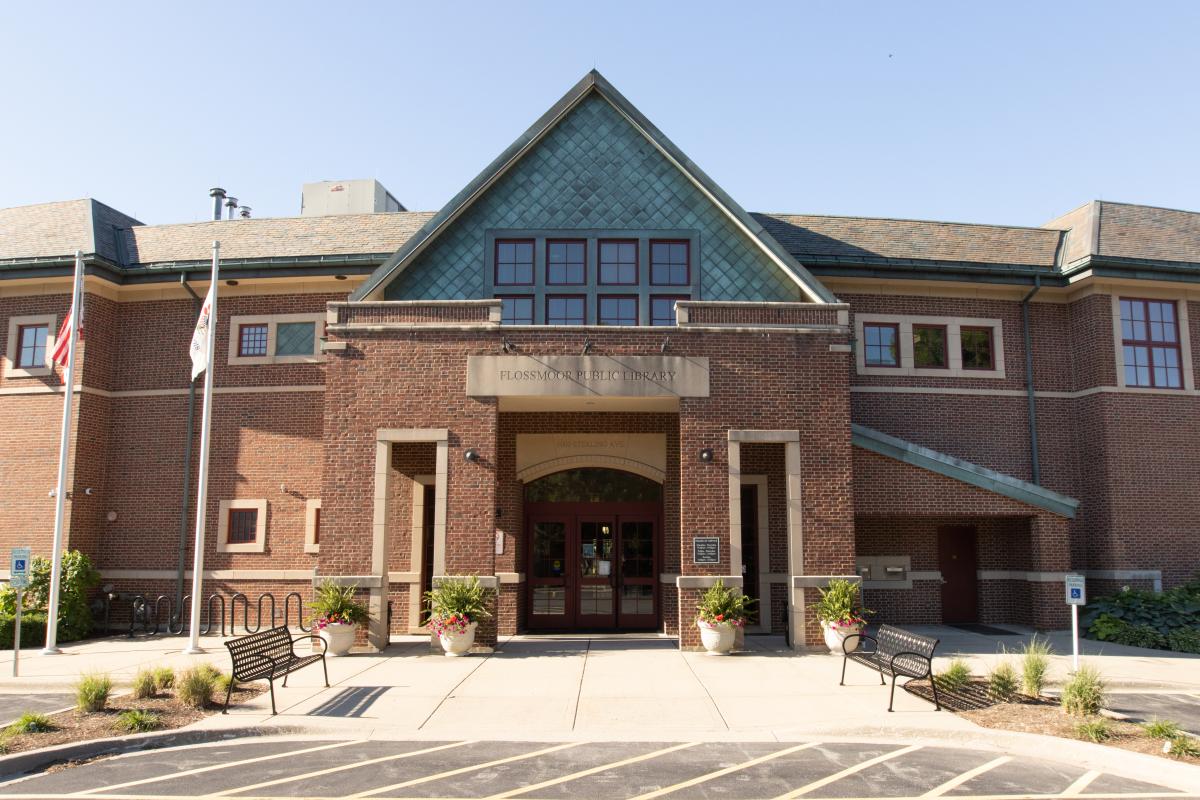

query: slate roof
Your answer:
[0,199,141,263]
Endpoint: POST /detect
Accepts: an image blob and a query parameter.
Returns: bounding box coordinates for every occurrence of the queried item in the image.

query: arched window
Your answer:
[524,468,661,503]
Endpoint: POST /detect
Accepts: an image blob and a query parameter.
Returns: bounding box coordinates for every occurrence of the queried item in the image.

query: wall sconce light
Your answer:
[582,338,592,355]
[464,448,480,462]
[699,448,714,463]
[502,337,515,354]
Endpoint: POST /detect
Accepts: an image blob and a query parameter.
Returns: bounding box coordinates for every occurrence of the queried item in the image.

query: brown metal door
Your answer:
[938,525,979,623]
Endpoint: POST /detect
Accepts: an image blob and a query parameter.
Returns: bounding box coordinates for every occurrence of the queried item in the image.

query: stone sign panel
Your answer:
[693,537,721,565]
[466,355,709,398]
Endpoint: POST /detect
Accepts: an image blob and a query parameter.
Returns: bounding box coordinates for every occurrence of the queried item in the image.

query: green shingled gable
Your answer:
[383,93,802,302]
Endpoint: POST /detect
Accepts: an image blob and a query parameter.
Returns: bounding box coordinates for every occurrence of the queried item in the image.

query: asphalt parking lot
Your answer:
[0,737,1186,799]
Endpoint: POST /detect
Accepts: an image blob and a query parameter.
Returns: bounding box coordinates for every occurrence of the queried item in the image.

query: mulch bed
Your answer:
[904,678,1200,764]
[0,685,264,756]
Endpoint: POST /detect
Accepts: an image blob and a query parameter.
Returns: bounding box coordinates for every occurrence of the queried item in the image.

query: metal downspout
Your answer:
[1022,274,1042,485]
[175,274,202,623]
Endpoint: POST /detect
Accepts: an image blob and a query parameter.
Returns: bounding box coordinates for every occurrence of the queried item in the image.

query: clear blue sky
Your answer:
[2,2,1198,227]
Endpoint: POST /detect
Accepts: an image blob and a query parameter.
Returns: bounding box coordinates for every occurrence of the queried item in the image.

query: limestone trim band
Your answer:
[101,568,315,581]
[676,575,743,589]
[792,575,862,589]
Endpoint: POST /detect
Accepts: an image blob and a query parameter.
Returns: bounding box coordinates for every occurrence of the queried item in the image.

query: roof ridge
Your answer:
[759,211,1065,234]
[125,210,433,232]
[1093,199,1200,216]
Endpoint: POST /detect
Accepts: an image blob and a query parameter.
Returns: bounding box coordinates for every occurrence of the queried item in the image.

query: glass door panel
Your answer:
[528,519,569,628]
[577,518,616,627]
[618,519,657,627]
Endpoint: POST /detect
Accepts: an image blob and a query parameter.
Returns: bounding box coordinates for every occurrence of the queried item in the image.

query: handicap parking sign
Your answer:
[1065,574,1086,606]
[9,547,31,589]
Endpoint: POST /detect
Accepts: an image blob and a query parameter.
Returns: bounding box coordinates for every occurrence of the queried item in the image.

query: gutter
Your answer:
[1021,274,1042,485]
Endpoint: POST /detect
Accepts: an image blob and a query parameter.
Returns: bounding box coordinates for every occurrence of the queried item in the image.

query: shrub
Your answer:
[1116,624,1168,650]
[987,661,1019,702]
[152,665,175,692]
[1141,718,1182,739]
[696,579,756,627]
[310,580,370,629]
[1019,636,1052,697]
[6,713,55,735]
[76,672,112,713]
[1075,718,1112,742]
[1166,735,1200,759]
[131,668,157,700]
[115,709,161,733]
[1061,665,1105,716]
[215,672,233,695]
[0,551,101,643]
[935,659,972,692]
[1085,577,1200,654]
[0,611,48,650]
[1168,627,1200,654]
[176,667,216,709]
[809,578,871,628]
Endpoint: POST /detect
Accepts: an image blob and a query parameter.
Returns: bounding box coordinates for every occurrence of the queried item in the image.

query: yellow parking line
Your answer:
[629,741,822,800]
[71,738,370,795]
[485,741,700,799]
[204,739,475,797]
[772,743,922,799]
[349,741,582,798]
[920,755,1012,797]
[1062,770,1101,796]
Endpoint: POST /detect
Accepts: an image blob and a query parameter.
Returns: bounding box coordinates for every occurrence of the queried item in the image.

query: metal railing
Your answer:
[122,591,310,637]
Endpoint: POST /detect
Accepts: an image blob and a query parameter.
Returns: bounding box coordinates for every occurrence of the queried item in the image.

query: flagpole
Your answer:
[43,251,84,654]
[184,241,219,654]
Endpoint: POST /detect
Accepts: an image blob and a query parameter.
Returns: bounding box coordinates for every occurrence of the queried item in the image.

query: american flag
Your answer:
[50,303,81,367]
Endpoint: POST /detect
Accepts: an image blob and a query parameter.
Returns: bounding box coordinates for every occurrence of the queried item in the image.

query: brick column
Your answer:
[1030,514,1072,629]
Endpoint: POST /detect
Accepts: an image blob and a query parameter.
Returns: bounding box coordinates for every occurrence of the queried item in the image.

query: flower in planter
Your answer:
[310,581,369,630]
[695,579,755,627]
[424,576,493,636]
[810,579,872,628]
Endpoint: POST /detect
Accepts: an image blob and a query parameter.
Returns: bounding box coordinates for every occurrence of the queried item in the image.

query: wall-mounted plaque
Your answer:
[693,537,720,565]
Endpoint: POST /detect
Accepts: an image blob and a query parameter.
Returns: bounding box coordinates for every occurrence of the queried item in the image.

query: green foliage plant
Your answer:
[152,665,175,692]
[1167,735,1200,759]
[6,713,55,735]
[1019,636,1052,697]
[424,577,493,636]
[1061,665,1105,716]
[310,580,369,629]
[695,579,755,627]
[809,578,871,629]
[176,667,216,709]
[75,672,112,713]
[987,660,1019,702]
[1085,576,1200,654]
[1141,718,1182,739]
[1168,626,1200,654]
[1075,718,1112,742]
[131,668,157,700]
[934,658,972,692]
[115,709,162,733]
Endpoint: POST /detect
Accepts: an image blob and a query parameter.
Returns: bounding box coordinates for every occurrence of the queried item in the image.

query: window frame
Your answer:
[4,313,57,377]
[545,239,587,286]
[649,239,691,286]
[217,498,267,553]
[227,313,326,366]
[497,294,535,326]
[597,294,639,327]
[236,323,269,357]
[911,324,949,370]
[598,239,640,286]
[862,322,900,368]
[650,294,690,327]
[16,324,51,369]
[1119,297,1183,389]
[545,294,587,326]
[959,326,995,371]
[854,314,1006,378]
[494,238,536,287]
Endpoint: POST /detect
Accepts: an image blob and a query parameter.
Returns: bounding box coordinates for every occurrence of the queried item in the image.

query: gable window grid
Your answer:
[960,326,995,371]
[498,295,535,325]
[546,239,586,285]
[650,295,689,327]
[238,323,269,357]
[227,508,258,544]
[495,239,535,286]
[650,240,690,285]
[17,324,49,368]
[275,321,316,357]
[912,324,949,369]
[1120,298,1182,389]
[598,295,638,326]
[547,295,586,325]
[863,322,899,367]
[599,239,638,285]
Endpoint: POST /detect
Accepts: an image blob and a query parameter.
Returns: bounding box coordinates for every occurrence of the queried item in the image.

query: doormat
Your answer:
[946,623,1022,636]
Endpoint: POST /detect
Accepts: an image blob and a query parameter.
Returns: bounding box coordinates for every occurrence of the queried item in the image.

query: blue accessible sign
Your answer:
[9,547,30,589]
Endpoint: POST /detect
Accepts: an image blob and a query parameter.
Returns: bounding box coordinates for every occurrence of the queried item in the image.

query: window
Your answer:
[238,324,269,357]
[499,296,534,325]
[546,240,586,285]
[863,323,899,367]
[1121,298,1182,388]
[546,295,586,325]
[227,509,258,544]
[495,239,534,285]
[275,322,315,357]
[598,296,638,326]
[960,327,994,370]
[912,325,948,369]
[217,499,267,553]
[16,324,49,369]
[650,240,689,285]
[599,240,638,285]
[651,295,688,327]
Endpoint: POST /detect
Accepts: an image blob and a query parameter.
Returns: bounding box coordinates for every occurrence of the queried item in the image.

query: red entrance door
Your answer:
[526,505,659,630]
[938,525,979,623]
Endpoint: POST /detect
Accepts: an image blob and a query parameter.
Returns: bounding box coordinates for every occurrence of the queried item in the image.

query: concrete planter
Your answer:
[319,622,357,657]
[821,621,863,654]
[439,621,478,656]
[697,620,736,655]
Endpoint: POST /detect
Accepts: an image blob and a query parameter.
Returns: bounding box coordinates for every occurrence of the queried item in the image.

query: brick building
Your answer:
[2,71,1196,649]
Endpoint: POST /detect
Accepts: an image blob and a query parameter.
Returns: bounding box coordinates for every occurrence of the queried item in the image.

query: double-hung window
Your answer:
[1120,298,1182,388]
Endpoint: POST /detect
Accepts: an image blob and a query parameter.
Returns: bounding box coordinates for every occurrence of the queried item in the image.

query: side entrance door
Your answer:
[937,525,979,623]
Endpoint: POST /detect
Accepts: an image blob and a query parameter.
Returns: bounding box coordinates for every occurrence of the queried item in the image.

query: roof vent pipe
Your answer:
[225,196,238,220]
[239,206,251,219]
[209,188,226,221]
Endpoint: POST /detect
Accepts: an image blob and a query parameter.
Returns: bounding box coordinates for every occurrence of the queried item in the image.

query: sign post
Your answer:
[10,547,30,678]
[1065,574,1086,671]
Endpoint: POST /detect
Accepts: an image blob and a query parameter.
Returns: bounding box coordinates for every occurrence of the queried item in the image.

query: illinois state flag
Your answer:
[189,285,215,380]
[50,306,80,367]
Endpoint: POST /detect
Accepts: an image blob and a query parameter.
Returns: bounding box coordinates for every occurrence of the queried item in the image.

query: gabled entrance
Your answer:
[525,469,661,630]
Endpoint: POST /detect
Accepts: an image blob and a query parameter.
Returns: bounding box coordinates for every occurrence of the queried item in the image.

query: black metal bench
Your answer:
[224,625,328,714]
[839,624,941,712]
